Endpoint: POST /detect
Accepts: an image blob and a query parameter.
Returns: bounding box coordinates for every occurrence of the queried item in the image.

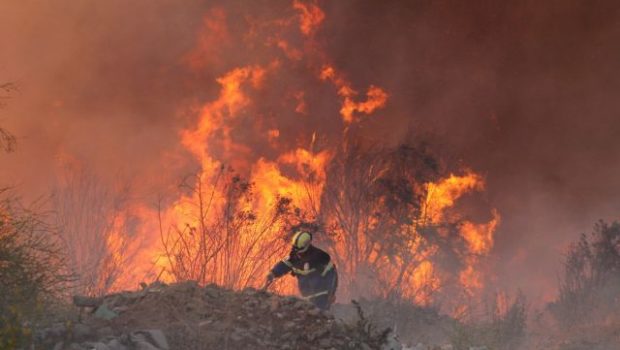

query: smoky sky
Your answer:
[1,0,620,304]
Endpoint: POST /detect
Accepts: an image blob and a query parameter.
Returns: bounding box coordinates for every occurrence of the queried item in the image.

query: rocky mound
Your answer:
[37,282,399,350]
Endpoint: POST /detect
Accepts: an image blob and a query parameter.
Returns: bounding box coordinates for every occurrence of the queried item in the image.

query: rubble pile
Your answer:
[37,282,398,350]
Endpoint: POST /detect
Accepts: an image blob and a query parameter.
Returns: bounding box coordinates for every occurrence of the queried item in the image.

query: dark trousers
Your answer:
[301,268,338,310]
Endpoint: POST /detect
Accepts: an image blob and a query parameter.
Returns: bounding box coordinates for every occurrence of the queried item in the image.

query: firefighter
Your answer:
[266,231,338,310]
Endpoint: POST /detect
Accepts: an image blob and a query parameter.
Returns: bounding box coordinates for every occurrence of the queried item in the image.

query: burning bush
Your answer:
[159,166,299,290]
[44,0,501,312]
[550,220,620,329]
[320,141,499,308]
[321,142,441,302]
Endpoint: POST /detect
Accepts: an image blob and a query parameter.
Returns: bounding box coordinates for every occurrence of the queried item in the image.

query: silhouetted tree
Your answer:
[550,220,620,328]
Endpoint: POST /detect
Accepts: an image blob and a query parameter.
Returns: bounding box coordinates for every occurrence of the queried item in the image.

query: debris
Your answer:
[94,304,118,320]
[73,296,104,308]
[39,282,397,349]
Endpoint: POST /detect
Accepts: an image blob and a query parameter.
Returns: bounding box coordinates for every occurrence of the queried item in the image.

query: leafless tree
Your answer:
[52,168,140,296]
[550,220,620,328]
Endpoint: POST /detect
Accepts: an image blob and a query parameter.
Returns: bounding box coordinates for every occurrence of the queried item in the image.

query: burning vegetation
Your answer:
[106,0,503,314]
[2,0,620,349]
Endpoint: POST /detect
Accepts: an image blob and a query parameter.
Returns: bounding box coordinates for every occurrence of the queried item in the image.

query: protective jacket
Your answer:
[270,245,338,310]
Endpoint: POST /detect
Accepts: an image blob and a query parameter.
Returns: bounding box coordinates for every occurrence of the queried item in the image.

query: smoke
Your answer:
[2,0,619,305]
[320,0,620,303]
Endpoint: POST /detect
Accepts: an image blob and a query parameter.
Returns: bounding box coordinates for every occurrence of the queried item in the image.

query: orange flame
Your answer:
[293,0,325,36]
[95,1,501,313]
[460,210,500,255]
[422,171,485,224]
[320,65,389,123]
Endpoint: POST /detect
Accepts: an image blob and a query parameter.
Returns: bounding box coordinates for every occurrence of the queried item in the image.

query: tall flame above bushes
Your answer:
[106,0,501,311]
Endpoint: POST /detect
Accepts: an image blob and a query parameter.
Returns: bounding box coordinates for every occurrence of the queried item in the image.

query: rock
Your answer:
[38,282,406,349]
[270,297,280,311]
[53,341,64,350]
[243,287,258,296]
[72,323,93,341]
[96,326,114,338]
[135,343,160,350]
[73,295,104,308]
[408,343,426,350]
[92,342,111,350]
[35,325,63,345]
[307,308,321,316]
[94,304,118,320]
[112,305,129,313]
[204,284,221,298]
[107,338,126,350]
[129,330,169,350]
[381,332,403,350]
[319,338,332,348]
[229,332,243,342]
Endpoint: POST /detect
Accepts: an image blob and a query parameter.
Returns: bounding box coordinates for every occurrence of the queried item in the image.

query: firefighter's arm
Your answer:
[316,250,335,277]
[269,259,293,280]
[265,260,290,288]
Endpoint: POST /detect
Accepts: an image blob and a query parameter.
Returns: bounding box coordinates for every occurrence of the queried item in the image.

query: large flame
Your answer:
[92,0,500,312]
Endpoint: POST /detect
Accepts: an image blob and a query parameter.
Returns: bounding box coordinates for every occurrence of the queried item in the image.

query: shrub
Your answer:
[344,300,394,349]
[549,220,620,329]
[451,292,527,350]
[0,190,70,348]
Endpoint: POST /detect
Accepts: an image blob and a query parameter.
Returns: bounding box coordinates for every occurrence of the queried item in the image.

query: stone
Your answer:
[130,330,169,350]
[112,305,129,313]
[307,308,321,316]
[93,342,111,350]
[360,343,372,350]
[270,298,280,311]
[319,338,332,348]
[381,332,403,350]
[230,332,243,342]
[96,326,114,339]
[204,285,221,298]
[135,343,160,350]
[73,323,93,341]
[94,304,118,320]
[73,295,104,308]
[107,339,126,350]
